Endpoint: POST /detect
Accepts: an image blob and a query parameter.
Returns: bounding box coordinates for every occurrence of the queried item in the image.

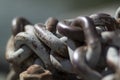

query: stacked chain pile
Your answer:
[5,7,120,80]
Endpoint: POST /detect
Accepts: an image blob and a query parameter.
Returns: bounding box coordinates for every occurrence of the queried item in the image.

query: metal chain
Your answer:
[5,7,120,80]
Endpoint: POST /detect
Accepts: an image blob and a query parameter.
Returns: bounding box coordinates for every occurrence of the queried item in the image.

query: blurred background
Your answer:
[0,0,120,80]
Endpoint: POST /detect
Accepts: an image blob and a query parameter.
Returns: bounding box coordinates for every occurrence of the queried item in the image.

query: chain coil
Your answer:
[5,7,120,80]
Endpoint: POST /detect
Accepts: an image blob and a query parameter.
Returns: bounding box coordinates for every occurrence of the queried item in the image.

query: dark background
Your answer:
[0,0,120,79]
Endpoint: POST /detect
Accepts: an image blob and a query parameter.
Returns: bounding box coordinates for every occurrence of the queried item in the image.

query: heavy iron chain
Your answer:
[5,7,120,80]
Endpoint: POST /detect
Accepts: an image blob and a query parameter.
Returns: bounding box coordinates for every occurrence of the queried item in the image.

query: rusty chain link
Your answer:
[5,6,120,80]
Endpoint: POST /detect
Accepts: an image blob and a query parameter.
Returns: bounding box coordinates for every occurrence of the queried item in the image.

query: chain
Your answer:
[5,7,120,80]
